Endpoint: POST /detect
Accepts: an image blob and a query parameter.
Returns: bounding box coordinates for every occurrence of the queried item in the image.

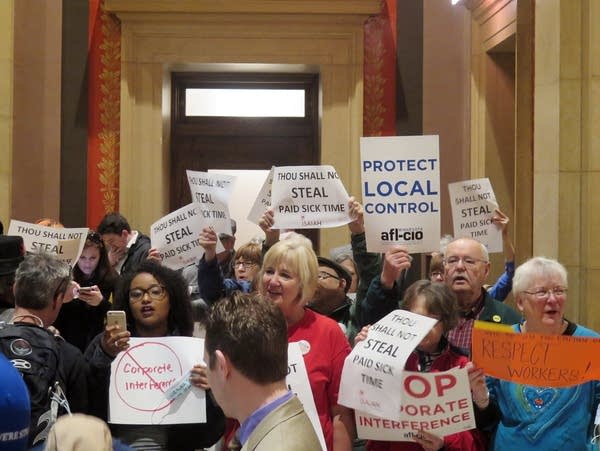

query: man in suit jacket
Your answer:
[204,292,321,451]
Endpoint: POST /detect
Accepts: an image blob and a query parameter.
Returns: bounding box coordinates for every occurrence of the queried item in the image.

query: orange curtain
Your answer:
[87,0,121,229]
[364,0,397,137]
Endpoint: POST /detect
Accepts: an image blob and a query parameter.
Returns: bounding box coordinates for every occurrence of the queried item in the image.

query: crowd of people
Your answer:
[0,200,598,451]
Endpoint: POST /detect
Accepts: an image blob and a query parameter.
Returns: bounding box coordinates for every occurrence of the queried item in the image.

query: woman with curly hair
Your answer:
[85,261,224,451]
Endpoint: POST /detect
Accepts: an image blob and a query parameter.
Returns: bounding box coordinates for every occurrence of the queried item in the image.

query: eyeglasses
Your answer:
[444,256,488,268]
[235,261,257,270]
[129,284,167,303]
[523,287,567,300]
[317,271,340,281]
[430,271,444,278]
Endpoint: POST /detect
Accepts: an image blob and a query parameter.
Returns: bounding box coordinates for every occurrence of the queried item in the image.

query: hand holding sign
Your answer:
[199,227,219,262]
[347,196,365,234]
[380,246,412,290]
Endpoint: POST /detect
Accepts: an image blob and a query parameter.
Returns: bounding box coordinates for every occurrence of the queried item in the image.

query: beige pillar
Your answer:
[534,0,600,328]
[0,1,14,224]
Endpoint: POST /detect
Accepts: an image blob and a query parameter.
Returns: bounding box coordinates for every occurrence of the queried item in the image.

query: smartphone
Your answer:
[106,310,127,331]
[78,286,93,293]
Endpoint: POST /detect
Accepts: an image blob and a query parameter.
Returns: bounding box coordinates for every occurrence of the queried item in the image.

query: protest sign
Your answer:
[360,136,440,253]
[186,170,235,237]
[247,167,274,225]
[150,203,208,270]
[356,367,475,441]
[338,310,437,419]
[109,337,206,425]
[8,220,88,267]
[270,165,351,229]
[448,178,501,252]
[286,343,327,450]
[472,322,600,387]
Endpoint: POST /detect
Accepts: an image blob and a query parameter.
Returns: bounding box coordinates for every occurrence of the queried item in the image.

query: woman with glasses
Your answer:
[470,257,600,450]
[197,227,262,304]
[84,261,224,451]
[54,230,118,352]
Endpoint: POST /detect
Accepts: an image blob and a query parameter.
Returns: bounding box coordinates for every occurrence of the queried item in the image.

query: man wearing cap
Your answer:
[0,236,25,323]
[308,256,357,340]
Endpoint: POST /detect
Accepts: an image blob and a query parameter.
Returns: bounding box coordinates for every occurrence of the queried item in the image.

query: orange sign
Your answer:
[471,322,600,387]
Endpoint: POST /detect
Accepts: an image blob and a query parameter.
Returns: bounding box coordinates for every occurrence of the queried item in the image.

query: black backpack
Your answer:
[0,322,70,446]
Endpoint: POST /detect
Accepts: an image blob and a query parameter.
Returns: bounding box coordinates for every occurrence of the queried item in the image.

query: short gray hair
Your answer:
[512,256,567,296]
[14,253,72,310]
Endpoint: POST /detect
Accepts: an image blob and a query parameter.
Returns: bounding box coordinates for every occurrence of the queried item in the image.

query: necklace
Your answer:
[11,313,45,328]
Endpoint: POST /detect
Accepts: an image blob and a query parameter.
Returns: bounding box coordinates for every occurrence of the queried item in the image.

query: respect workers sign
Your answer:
[186,170,235,238]
[109,337,206,425]
[356,367,476,441]
[338,310,438,420]
[7,220,88,267]
[448,178,502,253]
[150,202,214,271]
[360,136,440,253]
[286,342,327,450]
[472,321,600,388]
[270,165,351,229]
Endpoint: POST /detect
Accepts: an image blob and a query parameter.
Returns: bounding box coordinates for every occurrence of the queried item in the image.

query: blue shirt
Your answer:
[239,390,294,445]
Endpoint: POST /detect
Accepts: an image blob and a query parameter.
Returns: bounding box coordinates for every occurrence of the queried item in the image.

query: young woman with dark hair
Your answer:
[85,261,224,451]
[54,230,119,352]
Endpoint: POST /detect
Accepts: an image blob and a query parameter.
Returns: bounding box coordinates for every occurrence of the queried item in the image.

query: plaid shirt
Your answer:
[447,293,485,357]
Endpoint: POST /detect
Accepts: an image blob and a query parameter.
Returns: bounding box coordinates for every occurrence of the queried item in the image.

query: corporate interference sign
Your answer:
[356,368,476,441]
[360,136,440,253]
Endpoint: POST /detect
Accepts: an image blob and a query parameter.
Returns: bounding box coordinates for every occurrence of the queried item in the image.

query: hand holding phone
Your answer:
[106,310,127,331]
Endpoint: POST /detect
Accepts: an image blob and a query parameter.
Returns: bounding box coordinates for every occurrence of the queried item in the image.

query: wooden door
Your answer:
[170,72,320,248]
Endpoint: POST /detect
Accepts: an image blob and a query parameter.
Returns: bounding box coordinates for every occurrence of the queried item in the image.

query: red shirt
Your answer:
[288,308,352,451]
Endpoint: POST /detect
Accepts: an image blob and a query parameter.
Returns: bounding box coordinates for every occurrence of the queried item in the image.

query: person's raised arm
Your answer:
[258,208,280,249]
[488,208,515,301]
[493,208,515,264]
[380,245,412,290]
[199,226,218,262]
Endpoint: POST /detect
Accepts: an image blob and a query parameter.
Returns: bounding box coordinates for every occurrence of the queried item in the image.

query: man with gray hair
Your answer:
[443,237,520,354]
[0,253,88,447]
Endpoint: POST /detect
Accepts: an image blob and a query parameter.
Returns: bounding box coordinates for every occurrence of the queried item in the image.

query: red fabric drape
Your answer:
[364,0,397,137]
[87,0,121,229]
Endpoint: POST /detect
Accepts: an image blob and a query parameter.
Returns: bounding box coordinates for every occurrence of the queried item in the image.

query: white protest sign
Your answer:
[338,310,437,419]
[186,170,235,237]
[271,165,351,229]
[247,167,274,225]
[286,343,327,450]
[109,337,206,425]
[7,220,88,267]
[360,136,440,253]
[356,367,476,441]
[150,203,208,270]
[448,178,502,252]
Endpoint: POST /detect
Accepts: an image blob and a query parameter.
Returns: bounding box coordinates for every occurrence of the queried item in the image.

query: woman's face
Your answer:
[261,259,303,322]
[339,258,358,293]
[234,257,259,282]
[128,272,170,334]
[77,245,100,277]
[517,273,566,333]
[409,295,444,354]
